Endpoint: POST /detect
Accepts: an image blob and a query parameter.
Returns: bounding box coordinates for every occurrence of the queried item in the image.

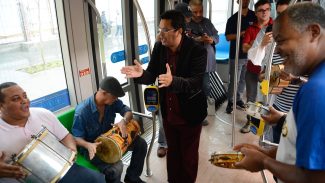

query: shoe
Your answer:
[157,147,167,158]
[226,102,233,114]
[236,100,246,110]
[124,176,146,183]
[202,119,209,126]
[240,121,251,133]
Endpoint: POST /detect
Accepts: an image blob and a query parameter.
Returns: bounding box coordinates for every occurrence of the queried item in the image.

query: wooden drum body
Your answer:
[95,119,140,164]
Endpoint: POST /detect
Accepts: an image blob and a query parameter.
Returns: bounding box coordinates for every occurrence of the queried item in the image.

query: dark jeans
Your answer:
[164,121,202,183]
[91,136,147,183]
[227,59,247,103]
[158,109,167,148]
[245,70,259,103]
[59,164,105,183]
[272,105,285,144]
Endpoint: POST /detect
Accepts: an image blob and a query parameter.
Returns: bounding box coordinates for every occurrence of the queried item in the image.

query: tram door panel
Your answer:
[94,0,132,106]
[136,0,157,114]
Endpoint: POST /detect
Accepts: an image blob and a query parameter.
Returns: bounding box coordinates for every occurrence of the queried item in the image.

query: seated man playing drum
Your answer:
[0,82,105,183]
[72,76,147,183]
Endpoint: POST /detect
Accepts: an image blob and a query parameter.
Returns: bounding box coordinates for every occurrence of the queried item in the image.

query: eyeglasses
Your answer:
[157,28,177,34]
[257,8,270,13]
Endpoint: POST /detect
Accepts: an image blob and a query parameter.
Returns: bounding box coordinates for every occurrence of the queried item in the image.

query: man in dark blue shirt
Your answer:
[225,0,257,117]
[72,77,147,183]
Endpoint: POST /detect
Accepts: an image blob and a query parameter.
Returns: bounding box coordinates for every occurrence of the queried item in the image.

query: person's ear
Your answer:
[308,24,321,42]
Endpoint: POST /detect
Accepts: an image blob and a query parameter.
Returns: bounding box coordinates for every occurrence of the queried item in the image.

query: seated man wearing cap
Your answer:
[72,76,147,183]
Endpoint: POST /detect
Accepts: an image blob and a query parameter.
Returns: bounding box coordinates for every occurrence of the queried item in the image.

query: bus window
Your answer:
[0,0,70,112]
[96,0,127,84]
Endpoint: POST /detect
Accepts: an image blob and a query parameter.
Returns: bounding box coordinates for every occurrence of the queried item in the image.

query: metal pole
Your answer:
[145,112,156,177]
[263,43,276,104]
[208,0,212,20]
[132,111,155,176]
[133,0,153,59]
[231,0,243,148]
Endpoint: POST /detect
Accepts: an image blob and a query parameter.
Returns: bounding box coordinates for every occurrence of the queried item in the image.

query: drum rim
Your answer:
[96,135,123,163]
[14,129,49,163]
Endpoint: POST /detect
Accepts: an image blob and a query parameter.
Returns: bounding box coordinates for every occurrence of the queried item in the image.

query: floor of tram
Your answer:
[121,102,276,183]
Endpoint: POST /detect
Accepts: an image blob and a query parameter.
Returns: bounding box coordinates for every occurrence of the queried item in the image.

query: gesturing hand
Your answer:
[158,63,173,88]
[121,59,143,78]
[0,152,25,179]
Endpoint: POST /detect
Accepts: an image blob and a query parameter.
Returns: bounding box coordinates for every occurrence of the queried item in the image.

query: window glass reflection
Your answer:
[0,0,69,111]
[96,0,126,84]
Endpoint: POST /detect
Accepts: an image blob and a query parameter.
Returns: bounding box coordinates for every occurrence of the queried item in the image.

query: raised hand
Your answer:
[0,152,26,179]
[158,63,173,88]
[121,59,143,78]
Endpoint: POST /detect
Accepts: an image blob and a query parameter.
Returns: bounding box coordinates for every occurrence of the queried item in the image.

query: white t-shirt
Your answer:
[276,109,297,183]
[0,107,68,167]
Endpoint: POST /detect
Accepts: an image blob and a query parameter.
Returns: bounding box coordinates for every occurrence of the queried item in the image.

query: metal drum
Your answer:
[246,102,270,119]
[13,127,75,183]
[209,152,244,169]
[95,119,140,164]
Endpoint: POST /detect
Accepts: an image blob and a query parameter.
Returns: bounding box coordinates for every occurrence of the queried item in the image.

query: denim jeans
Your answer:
[227,59,247,103]
[59,164,105,183]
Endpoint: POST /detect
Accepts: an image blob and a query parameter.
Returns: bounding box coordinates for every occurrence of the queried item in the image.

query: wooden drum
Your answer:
[95,119,140,163]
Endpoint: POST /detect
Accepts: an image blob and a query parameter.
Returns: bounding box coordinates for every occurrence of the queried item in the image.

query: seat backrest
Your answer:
[57,108,75,132]
[215,33,230,61]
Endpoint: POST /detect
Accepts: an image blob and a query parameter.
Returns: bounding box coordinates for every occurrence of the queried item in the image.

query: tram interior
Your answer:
[0,0,323,182]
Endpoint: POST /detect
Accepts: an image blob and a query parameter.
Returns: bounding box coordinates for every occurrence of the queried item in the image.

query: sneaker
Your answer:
[124,176,146,183]
[240,121,251,133]
[157,147,167,158]
[226,102,233,114]
[202,119,209,126]
[236,100,246,110]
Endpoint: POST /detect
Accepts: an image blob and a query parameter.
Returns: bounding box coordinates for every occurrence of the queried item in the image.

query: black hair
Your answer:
[276,0,290,8]
[0,82,17,103]
[254,0,271,10]
[160,10,186,34]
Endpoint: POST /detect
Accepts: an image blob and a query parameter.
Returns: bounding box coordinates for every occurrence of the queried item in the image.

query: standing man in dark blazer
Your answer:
[121,10,207,183]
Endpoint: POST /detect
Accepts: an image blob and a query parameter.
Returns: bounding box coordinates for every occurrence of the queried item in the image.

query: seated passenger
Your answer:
[0,82,105,183]
[72,76,147,183]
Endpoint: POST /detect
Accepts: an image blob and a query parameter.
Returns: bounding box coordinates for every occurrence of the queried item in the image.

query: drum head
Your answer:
[96,136,122,164]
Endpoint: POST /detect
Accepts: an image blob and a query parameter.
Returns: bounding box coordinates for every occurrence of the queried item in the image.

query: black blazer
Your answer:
[135,35,207,125]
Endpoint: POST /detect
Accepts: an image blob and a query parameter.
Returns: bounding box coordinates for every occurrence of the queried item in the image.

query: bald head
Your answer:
[273,2,325,76]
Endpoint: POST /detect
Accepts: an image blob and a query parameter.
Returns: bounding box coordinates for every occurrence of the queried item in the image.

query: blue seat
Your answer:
[215,33,230,63]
